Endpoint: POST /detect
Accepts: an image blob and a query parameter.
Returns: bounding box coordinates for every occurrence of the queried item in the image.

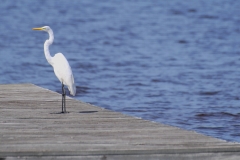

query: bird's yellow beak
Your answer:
[32,27,43,31]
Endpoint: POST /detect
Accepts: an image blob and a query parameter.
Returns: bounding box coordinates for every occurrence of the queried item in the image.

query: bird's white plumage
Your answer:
[33,26,76,96]
[52,53,76,96]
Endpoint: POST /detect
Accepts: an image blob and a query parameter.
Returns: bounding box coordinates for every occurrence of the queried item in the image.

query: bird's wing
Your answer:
[52,53,76,96]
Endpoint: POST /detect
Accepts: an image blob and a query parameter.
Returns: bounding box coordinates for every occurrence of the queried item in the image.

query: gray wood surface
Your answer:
[0,84,240,160]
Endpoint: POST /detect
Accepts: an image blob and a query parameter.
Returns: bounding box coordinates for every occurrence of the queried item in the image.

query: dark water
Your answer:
[1,0,240,142]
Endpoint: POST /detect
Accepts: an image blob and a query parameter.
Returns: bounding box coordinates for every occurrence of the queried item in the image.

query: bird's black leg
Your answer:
[64,87,66,113]
[62,83,66,113]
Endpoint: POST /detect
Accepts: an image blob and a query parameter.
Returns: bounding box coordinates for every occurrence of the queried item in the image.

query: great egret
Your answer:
[32,26,76,113]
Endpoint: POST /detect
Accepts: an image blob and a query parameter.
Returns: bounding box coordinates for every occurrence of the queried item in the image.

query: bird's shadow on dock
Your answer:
[79,111,98,114]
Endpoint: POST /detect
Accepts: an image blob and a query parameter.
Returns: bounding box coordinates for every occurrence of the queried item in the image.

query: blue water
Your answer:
[0,0,240,142]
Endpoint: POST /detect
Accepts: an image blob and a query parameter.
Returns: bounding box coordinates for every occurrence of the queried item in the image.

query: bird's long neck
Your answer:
[44,29,54,66]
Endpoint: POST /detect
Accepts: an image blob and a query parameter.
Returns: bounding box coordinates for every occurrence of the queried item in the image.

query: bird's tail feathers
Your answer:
[68,83,76,96]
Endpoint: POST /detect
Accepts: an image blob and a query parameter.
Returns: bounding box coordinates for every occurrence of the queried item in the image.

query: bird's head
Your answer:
[32,26,51,32]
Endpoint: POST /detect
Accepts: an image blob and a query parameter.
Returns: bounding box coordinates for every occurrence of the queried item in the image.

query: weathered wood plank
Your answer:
[0,83,240,159]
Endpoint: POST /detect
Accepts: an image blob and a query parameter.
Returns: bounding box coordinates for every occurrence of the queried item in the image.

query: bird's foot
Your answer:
[50,111,69,114]
[61,111,69,114]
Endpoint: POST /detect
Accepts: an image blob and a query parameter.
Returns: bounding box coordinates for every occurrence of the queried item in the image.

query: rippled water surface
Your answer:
[1,0,240,142]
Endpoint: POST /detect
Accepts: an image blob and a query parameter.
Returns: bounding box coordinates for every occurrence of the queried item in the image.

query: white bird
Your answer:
[32,26,76,113]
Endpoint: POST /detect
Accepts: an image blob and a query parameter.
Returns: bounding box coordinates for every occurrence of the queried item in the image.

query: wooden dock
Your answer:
[1,84,240,160]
